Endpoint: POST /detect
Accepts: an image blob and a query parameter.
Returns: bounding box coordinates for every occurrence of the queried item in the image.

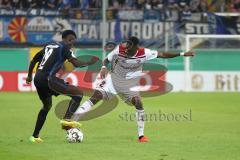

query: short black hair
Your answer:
[62,30,77,39]
[128,36,139,46]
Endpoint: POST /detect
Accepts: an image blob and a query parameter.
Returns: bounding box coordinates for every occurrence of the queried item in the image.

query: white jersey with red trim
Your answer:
[107,44,158,79]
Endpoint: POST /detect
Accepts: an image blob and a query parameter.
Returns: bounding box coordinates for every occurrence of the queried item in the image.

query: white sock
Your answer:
[73,100,93,121]
[136,109,145,137]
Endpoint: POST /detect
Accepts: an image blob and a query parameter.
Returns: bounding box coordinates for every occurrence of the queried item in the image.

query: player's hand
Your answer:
[100,66,108,79]
[26,76,32,84]
[88,56,99,65]
[184,51,195,57]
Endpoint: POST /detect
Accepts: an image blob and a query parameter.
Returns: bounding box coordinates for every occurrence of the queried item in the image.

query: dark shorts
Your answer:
[34,71,82,101]
[34,72,60,100]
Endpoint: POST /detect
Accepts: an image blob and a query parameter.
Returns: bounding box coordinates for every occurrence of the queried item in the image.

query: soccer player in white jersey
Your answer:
[71,37,194,142]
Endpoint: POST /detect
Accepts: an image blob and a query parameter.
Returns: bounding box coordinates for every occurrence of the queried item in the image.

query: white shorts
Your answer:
[93,73,139,102]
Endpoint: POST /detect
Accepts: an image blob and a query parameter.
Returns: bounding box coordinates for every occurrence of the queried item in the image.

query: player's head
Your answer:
[128,36,139,46]
[62,30,77,48]
[122,36,139,55]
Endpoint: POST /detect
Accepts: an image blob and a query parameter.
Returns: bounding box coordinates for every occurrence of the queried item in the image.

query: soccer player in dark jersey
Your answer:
[26,30,98,143]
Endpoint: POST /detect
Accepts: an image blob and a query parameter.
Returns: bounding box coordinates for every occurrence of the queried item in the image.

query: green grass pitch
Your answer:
[0,92,239,160]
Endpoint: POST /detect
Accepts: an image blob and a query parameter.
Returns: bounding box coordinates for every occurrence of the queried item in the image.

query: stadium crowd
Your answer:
[0,0,239,12]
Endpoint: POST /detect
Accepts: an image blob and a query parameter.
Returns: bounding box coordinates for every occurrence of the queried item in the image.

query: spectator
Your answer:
[80,0,89,10]
[47,0,58,9]
[0,0,12,9]
[168,0,179,10]
[109,0,122,9]
[12,0,30,9]
[199,0,208,12]
[189,0,208,12]
[223,0,233,12]
[117,0,125,8]
[144,0,164,10]
[181,5,192,21]
[58,0,71,10]
[189,0,200,12]
[69,0,79,8]
[178,0,188,10]
[165,0,179,21]
[124,0,136,9]
[231,0,240,12]
[179,0,190,6]
[152,0,164,10]
[134,0,145,9]
[30,0,48,9]
[89,0,101,8]
[144,0,151,9]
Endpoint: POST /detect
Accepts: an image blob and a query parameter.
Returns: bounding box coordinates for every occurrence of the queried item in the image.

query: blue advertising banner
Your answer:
[0,15,239,46]
[0,16,173,45]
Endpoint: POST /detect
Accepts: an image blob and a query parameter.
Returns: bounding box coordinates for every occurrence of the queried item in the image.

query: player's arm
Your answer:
[99,58,110,79]
[69,57,99,68]
[64,47,98,68]
[26,49,44,84]
[99,45,118,79]
[157,51,195,58]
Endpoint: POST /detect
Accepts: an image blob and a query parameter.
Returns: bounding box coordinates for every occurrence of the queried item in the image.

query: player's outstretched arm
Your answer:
[26,50,44,84]
[157,51,195,58]
[69,56,99,68]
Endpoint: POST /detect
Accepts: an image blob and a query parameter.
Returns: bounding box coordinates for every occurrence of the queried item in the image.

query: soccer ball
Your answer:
[66,128,83,143]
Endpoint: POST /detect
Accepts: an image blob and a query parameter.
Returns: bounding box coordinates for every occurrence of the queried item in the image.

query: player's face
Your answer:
[63,34,76,48]
[126,43,137,55]
[121,40,135,55]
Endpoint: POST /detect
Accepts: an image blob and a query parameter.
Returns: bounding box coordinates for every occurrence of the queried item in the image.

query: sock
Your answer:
[32,108,49,138]
[64,96,82,120]
[73,100,94,121]
[136,109,145,137]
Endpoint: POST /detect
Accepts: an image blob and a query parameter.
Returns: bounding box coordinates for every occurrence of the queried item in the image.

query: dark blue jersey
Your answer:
[33,42,75,77]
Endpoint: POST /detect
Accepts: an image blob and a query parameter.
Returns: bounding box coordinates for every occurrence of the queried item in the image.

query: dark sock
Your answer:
[64,96,82,120]
[32,109,49,138]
